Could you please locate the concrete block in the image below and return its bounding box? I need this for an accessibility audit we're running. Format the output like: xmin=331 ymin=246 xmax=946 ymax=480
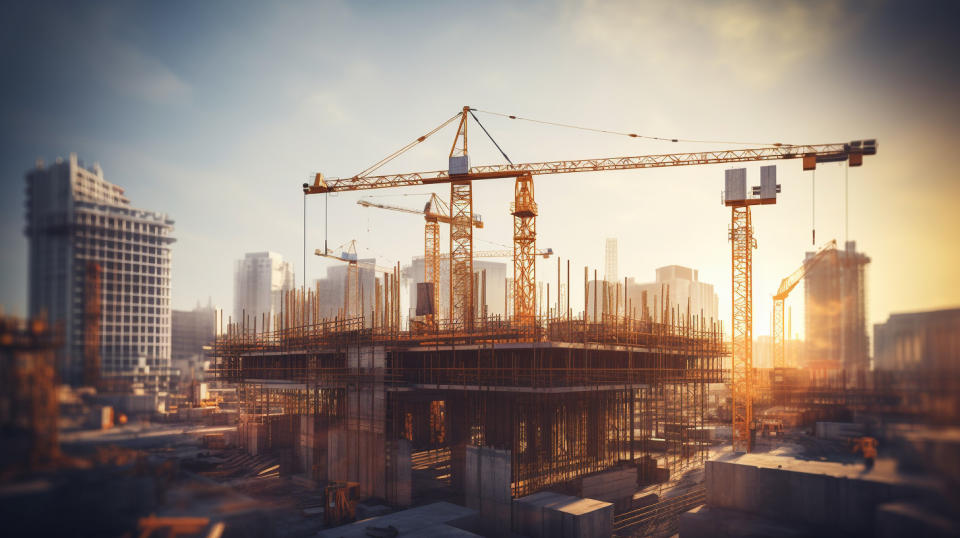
xmin=513 ymin=491 xmax=564 ymax=537
xmin=705 ymin=454 xmax=941 ymax=536
xmin=557 ymin=497 xmax=613 ymax=538
xmin=514 ymin=492 xmax=613 ymax=538
xmin=581 ymin=467 xmax=636 ymax=498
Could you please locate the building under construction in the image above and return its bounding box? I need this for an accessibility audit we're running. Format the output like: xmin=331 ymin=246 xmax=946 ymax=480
xmin=0 ymin=315 xmax=59 ymax=475
xmin=212 ymin=278 xmax=725 ymax=530
xmin=803 ymin=240 xmax=870 ymax=378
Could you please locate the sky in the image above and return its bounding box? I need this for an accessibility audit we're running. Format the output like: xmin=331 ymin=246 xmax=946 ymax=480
xmin=1 ymin=0 xmax=959 ymax=344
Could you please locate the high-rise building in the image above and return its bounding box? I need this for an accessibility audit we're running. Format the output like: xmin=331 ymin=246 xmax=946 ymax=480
xmin=25 ymin=154 xmax=175 ymax=386
xmin=803 ymin=241 xmax=870 ymax=373
xmin=233 ymin=252 xmax=295 ymax=329
xmin=604 ymin=238 xmax=618 ymax=283
xmin=171 ymin=301 xmax=217 ymax=390
xmin=612 ymin=265 xmax=719 ymax=323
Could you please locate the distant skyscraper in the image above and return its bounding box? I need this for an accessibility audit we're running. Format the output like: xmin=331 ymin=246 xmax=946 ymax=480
xmin=25 ymin=153 xmax=175 ymax=385
xmin=605 ymin=238 xmax=618 ymax=283
xmin=233 ymin=252 xmax=295 ymax=329
xmin=623 ymin=266 xmax=720 ymax=323
xmin=313 ymin=258 xmax=378 ymax=322
xmin=803 ymin=241 xmax=870 ymax=374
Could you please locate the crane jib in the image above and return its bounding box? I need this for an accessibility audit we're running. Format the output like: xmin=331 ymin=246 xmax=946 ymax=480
xmin=305 ymin=140 xmax=876 ymax=194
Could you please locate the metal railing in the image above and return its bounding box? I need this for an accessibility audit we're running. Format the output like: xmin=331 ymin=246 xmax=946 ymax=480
xmin=613 ymin=485 xmax=706 ymax=536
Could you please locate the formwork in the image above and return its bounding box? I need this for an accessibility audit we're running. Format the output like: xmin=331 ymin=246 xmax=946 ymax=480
xmin=211 ymin=285 xmax=725 ymax=512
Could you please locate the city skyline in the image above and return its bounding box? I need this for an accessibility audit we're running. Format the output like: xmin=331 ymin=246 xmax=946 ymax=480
xmin=1 ymin=4 xmax=958 ymax=534
xmin=2 ymin=1 xmax=959 ymax=341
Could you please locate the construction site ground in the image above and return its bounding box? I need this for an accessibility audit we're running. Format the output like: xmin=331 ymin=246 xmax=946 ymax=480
xmin=3 ymin=420 xmax=333 ymax=537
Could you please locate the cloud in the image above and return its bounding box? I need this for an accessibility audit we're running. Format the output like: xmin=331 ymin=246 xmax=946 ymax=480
xmin=98 ymin=41 xmax=191 ymax=104
xmin=565 ymin=0 xmax=861 ymax=88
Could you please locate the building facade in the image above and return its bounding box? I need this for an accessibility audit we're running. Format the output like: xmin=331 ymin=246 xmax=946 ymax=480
xmin=172 ymin=301 xmax=216 ymax=361
xmin=604 ymin=238 xmax=618 ymax=283
xmin=233 ymin=252 xmax=295 ymax=329
xmin=405 ymin=257 xmax=506 ymax=322
xmin=874 ymin=308 xmax=960 ymax=372
xmin=25 ymin=154 xmax=175 ymax=386
xmin=803 ymin=241 xmax=870 ymax=372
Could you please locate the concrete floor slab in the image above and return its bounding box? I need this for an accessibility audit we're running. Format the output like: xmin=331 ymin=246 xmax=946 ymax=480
xmin=316 ymin=502 xmax=479 ymax=538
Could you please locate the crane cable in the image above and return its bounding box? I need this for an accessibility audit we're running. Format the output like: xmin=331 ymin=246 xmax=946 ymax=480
xmin=844 ymin=161 xmax=849 ymax=245
xmin=811 ymin=170 xmax=816 ymax=245
xmin=355 ymin=112 xmax=463 ymax=179
xmin=472 ymin=108 xmax=788 ymax=147
xmin=468 ymin=109 xmax=513 ymax=165
xmin=355 ymin=106 xmax=787 ymax=181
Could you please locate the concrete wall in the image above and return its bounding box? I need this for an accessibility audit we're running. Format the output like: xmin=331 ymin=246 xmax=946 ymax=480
xmin=298 ymin=416 xmax=329 ymax=481
xmin=464 ymin=445 xmax=512 ymax=536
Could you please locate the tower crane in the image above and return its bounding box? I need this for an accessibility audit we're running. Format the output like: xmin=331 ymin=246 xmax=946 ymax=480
xmin=357 ymin=194 xmax=482 ymax=326
xmin=305 ymin=106 xmax=875 ymax=331
xmin=303 ymin=105 xmax=877 ymax=452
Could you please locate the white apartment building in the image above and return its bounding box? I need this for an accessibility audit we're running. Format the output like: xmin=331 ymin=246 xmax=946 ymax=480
xmin=233 ymin=252 xmax=295 ymax=329
xmin=26 ymin=153 xmax=176 ymax=386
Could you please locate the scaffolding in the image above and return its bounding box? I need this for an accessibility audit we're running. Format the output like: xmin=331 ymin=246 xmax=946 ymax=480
xmin=212 ymin=264 xmax=725 ymax=507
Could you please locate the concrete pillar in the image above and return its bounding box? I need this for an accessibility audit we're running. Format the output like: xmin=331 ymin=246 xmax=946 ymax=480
xmin=465 ymin=446 xmax=512 ymax=536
